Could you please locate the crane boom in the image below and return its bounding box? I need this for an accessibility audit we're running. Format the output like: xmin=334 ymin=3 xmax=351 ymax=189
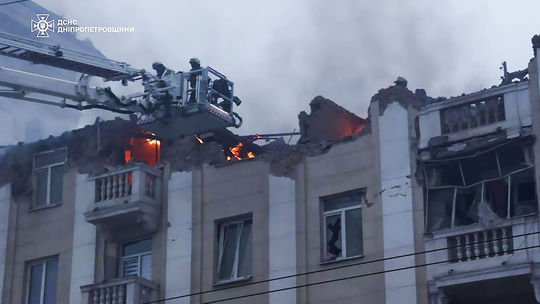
xmin=0 ymin=32 xmax=242 ymax=138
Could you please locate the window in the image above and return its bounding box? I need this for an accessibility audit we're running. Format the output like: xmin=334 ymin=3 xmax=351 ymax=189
xmin=424 ymin=142 xmax=537 ymax=232
xmin=33 ymin=149 xmax=66 ymax=208
xmin=216 ymin=217 xmax=252 ymax=283
xmin=120 ymin=238 xmax=152 ymax=280
xmin=26 ymin=257 xmax=58 ymax=304
xmin=322 ymin=191 xmax=364 ymax=262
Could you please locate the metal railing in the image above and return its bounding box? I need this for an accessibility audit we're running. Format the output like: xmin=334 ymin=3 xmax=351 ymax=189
xmin=80 ymin=277 xmax=158 ymax=304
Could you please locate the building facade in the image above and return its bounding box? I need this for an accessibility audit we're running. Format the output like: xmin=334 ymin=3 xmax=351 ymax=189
xmin=0 ymin=35 xmax=539 ymax=304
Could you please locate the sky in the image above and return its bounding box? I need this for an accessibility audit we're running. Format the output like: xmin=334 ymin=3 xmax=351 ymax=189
xmin=6 ymin=0 xmax=540 ymax=138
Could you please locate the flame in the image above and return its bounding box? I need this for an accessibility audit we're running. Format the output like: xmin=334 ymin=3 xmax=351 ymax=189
xmin=146 ymin=138 xmax=160 ymax=146
xmin=230 ymin=142 xmax=243 ymax=160
xmin=225 ymin=142 xmax=256 ymax=162
xmin=194 ymin=134 xmax=204 ymax=144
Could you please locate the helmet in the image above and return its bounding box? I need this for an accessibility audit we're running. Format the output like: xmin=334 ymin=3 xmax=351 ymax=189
xmin=152 ymin=61 xmax=163 ymax=69
xmin=189 ymin=57 xmax=200 ymax=65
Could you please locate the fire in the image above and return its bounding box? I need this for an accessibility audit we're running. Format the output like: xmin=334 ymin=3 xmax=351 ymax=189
xmin=194 ymin=134 xmax=204 ymax=144
xmin=226 ymin=142 xmax=256 ymax=162
xmin=146 ymin=138 xmax=160 ymax=146
xmin=230 ymin=142 xmax=243 ymax=160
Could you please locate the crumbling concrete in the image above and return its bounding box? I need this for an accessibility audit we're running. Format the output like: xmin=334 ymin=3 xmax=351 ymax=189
xmin=298 ymin=95 xmax=366 ymax=144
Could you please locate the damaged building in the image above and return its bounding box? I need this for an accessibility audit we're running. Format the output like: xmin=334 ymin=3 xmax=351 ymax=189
xmin=1 ymin=35 xmax=540 ymax=304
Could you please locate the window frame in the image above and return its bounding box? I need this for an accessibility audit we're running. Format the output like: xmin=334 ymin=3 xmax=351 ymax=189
xmin=215 ymin=217 xmax=253 ymax=284
xmin=321 ymin=191 xmax=364 ymax=263
xmin=25 ymin=256 xmax=58 ymax=304
xmin=424 ymin=143 xmax=537 ymax=232
xmin=32 ymin=148 xmax=67 ymax=209
xmin=119 ymin=238 xmax=152 ymax=280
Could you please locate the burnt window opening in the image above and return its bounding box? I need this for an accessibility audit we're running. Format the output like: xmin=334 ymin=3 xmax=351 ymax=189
xmin=321 ymin=191 xmax=364 ymax=262
xmin=440 ymin=95 xmax=505 ymax=135
xmin=124 ymin=137 xmax=161 ymax=166
xmin=424 ymin=143 xmax=537 ymax=232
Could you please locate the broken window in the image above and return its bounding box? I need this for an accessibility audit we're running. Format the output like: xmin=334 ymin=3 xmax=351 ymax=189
xmin=440 ymin=95 xmax=505 ymax=134
xmin=424 ymin=142 xmax=537 ymax=232
xmin=33 ymin=148 xmax=66 ymax=208
xmin=322 ymin=191 xmax=363 ymax=262
xmin=120 ymin=238 xmax=152 ymax=279
xmin=124 ymin=137 xmax=161 ymax=166
xmin=26 ymin=256 xmax=58 ymax=304
xmin=216 ymin=218 xmax=252 ymax=282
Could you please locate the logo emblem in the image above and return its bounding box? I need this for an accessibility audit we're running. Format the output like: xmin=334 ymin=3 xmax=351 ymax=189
xmin=31 ymin=14 xmax=55 ymax=38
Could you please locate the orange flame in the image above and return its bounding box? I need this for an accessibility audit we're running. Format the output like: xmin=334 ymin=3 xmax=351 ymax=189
xmin=226 ymin=142 xmax=256 ymax=162
xmin=194 ymin=134 xmax=204 ymax=144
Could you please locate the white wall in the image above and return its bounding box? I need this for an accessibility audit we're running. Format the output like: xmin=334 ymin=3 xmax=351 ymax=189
xmin=418 ymin=110 xmax=441 ymax=149
xmin=165 ymin=171 xmax=193 ymax=303
xmin=378 ymin=102 xmax=417 ymax=304
xmin=0 ymin=184 xmax=10 ymax=303
xmin=69 ymin=174 xmax=97 ymax=304
xmin=268 ymin=175 xmax=296 ymax=304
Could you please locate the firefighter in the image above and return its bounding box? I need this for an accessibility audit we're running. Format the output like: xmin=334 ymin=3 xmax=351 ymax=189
xmin=151 ymin=61 xmax=173 ymax=79
xmin=188 ymin=57 xmax=201 ymax=102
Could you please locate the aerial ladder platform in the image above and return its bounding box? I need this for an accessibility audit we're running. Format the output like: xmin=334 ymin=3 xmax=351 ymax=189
xmin=0 ymin=31 xmax=242 ymax=139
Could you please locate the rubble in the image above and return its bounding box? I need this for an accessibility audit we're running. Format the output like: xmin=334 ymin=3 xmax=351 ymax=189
xmin=298 ymin=96 xmax=366 ymax=144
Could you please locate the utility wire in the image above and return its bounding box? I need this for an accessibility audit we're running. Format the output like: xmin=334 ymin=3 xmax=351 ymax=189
xmin=198 ymin=243 xmax=540 ymax=304
xmin=0 ymin=0 xmax=30 ymax=6
xmin=145 ymin=229 xmax=540 ymax=303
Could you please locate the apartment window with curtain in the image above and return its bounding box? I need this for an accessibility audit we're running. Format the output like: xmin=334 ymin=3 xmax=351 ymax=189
xmin=33 ymin=148 xmax=67 ymax=209
xmin=322 ymin=191 xmax=364 ymax=262
xmin=216 ymin=217 xmax=253 ymax=283
xmin=26 ymin=256 xmax=58 ymax=304
xmin=120 ymin=238 xmax=152 ymax=280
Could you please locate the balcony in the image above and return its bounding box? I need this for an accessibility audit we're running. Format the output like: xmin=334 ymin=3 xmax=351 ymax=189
xmin=417 ymin=82 xmax=531 ymax=149
xmin=84 ymin=163 xmax=162 ymax=238
xmin=80 ymin=277 xmax=158 ymax=304
xmin=425 ymin=215 xmax=540 ymax=287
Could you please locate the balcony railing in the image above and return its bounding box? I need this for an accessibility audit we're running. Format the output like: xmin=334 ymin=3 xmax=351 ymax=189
xmin=85 ymin=163 xmax=163 ymax=236
xmin=440 ymin=95 xmax=505 ymax=135
xmin=94 ymin=163 xmax=160 ymax=204
xmin=425 ymin=215 xmax=540 ymax=283
xmin=80 ymin=277 xmax=158 ymax=304
xmin=447 ymin=226 xmax=513 ymax=262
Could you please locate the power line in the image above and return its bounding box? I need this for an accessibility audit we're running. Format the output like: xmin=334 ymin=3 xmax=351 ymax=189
xmin=0 ymin=0 xmax=31 ymax=6
xmin=198 ymin=243 xmax=540 ymax=304
xmin=145 ymin=229 xmax=540 ymax=303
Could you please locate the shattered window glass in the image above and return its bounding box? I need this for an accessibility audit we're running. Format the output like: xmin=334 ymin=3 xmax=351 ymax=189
xmin=426 ymin=189 xmax=454 ymax=231
xmin=454 ymin=186 xmax=480 ymax=227
xmin=216 ymin=218 xmax=252 ymax=282
xmin=33 ymin=148 xmax=66 ymax=208
xmin=510 ymin=168 xmax=537 ymax=216
xmin=498 ymin=145 xmax=529 ymax=175
xmin=425 ymin=162 xmax=463 ymax=187
xmin=322 ymin=191 xmax=363 ymax=261
xmin=325 ymin=214 xmax=342 ymax=259
xmin=424 ymin=142 xmax=537 ymax=232
xmin=460 ymin=151 xmax=499 ymax=185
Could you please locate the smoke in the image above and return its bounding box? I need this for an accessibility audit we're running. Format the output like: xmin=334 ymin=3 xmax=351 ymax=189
xmin=8 ymin=0 xmax=540 ymax=141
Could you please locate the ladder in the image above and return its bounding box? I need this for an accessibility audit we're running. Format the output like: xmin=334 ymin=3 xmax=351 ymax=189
xmin=0 ymin=31 xmax=143 ymax=81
